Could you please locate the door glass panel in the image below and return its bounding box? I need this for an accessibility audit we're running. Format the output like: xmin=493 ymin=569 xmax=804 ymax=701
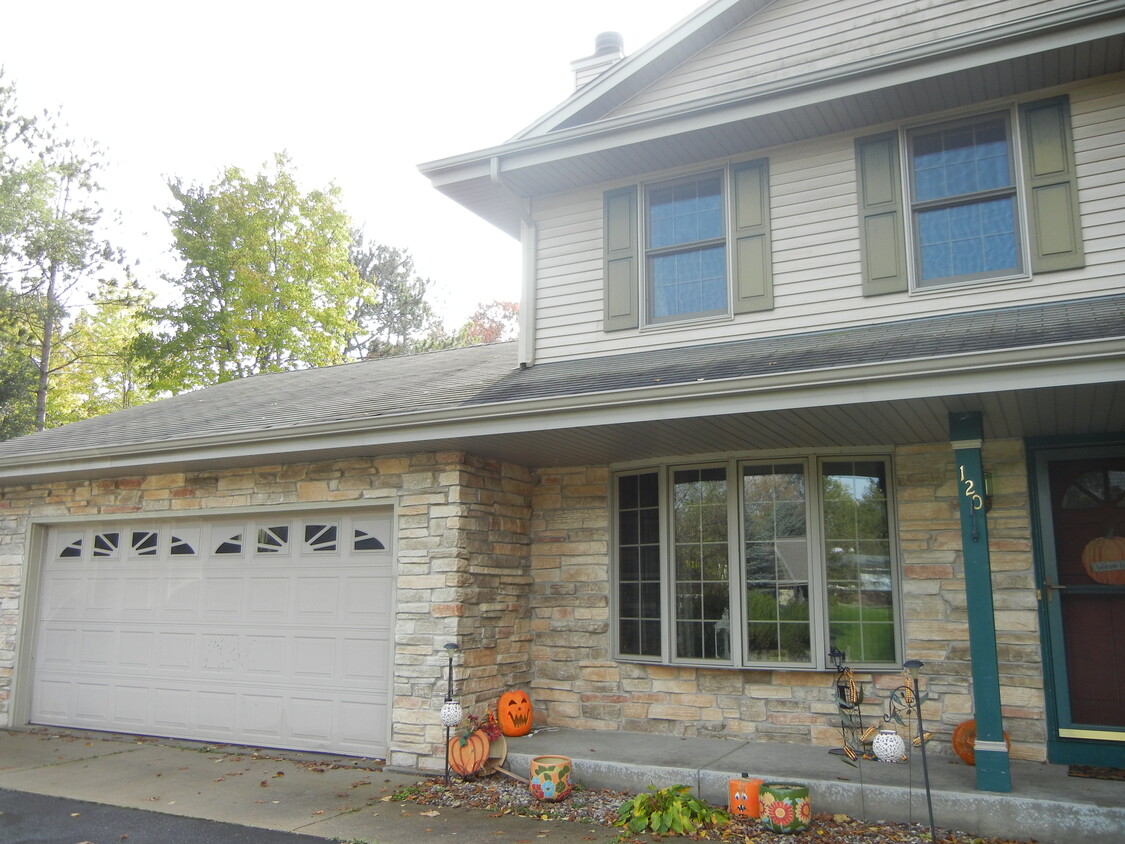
xmin=743 ymin=463 xmax=810 ymax=663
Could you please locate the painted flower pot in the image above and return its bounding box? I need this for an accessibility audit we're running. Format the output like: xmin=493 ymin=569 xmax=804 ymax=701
xmin=529 ymin=754 xmax=573 ymax=802
xmin=759 ymin=782 xmax=811 ymax=834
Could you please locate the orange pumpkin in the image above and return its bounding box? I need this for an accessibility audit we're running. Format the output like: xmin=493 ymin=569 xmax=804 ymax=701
xmin=952 ymin=719 xmax=1010 ymax=766
xmin=498 ymin=689 xmax=533 ymax=736
xmin=1081 ymin=533 xmax=1125 ymax=585
xmin=448 ymin=729 xmax=490 ymax=776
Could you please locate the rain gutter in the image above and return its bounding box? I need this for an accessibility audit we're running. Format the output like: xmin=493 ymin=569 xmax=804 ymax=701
xmin=2 ymin=337 xmax=1121 ymax=483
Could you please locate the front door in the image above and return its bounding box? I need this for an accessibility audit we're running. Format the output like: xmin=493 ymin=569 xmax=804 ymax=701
xmin=1034 ymin=445 xmax=1125 ymax=764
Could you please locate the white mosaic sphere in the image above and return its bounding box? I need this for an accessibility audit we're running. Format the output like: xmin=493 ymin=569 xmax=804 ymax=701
xmin=872 ymin=729 xmax=906 ymax=762
xmin=440 ymin=701 xmax=463 ymax=727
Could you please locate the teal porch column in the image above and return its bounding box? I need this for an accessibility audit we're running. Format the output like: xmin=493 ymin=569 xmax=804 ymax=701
xmin=949 ymin=412 xmax=1012 ymax=792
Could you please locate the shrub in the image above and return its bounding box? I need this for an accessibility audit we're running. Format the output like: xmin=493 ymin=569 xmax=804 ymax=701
xmin=615 ymin=784 xmax=729 ymax=836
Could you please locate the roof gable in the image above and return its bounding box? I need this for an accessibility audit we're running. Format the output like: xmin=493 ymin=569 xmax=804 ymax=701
xmin=419 ymin=0 xmax=1125 ymax=236
xmin=514 ymin=0 xmax=769 ymax=139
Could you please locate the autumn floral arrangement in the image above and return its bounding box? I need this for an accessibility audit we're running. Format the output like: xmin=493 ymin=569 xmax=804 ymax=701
xmin=457 ymin=709 xmax=502 ymax=744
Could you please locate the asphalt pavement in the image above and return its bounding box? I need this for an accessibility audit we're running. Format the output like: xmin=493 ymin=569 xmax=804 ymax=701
xmin=0 ymin=788 xmax=330 ymax=844
xmin=0 ymin=729 xmax=627 ymax=844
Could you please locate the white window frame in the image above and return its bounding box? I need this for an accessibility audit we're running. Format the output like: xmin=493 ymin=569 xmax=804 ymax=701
xmin=641 ymin=169 xmax=732 ymax=326
xmin=903 ymin=106 xmax=1030 ymax=291
xmin=611 ymin=453 xmax=904 ymax=672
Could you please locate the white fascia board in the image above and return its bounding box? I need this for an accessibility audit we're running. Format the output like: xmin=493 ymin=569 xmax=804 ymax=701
xmin=3 ymin=339 xmax=1121 ymax=483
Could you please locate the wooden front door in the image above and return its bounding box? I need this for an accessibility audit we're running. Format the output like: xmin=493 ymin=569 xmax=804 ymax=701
xmin=1035 ymin=446 xmax=1125 ymax=763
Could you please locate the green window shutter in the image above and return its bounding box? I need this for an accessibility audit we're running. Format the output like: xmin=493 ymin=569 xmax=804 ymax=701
xmin=731 ymin=158 xmax=773 ymax=313
xmin=1020 ymin=96 xmax=1085 ymax=273
xmin=603 ymin=186 xmax=639 ymax=331
xmin=855 ymin=132 xmax=908 ymax=296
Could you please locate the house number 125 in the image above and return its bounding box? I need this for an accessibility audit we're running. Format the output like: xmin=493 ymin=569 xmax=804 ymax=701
xmin=958 ymin=465 xmax=984 ymax=511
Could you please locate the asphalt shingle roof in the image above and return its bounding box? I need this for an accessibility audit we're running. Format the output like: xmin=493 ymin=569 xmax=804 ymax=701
xmin=0 ymin=295 xmax=1121 ymax=462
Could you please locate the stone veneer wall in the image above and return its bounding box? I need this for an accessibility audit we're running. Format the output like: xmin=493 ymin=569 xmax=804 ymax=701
xmin=526 ymin=440 xmax=1047 ymax=762
xmin=0 ymin=452 xmax=533 ymax=773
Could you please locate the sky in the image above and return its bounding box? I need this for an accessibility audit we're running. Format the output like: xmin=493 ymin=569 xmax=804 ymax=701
xmin=0 ymin=0 xmax=701 ymax=324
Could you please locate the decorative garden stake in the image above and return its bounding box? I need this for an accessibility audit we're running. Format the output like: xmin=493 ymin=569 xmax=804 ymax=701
xmin=904 ymin=659 xmax=937 ymax=844
xmin=441 ymin=642 xmax=461 ymax=784
xmin=828 ymin=646 xmax=867 ymax=763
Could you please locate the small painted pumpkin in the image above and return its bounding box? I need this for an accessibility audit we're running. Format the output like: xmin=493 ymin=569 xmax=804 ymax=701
xmin=498 ymin=689 xmax=533 ymax=736
xmin=1080 ymin=533 xmax=1125 ymax=585
xmin=448 ymin=729 xmax=490 ymax=776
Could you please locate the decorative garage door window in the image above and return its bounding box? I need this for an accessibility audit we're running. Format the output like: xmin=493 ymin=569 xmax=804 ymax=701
xmin=54 ymin=517 xmax=390 ymax=562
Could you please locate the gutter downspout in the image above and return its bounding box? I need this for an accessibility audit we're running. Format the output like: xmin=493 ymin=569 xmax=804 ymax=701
xmin=490 ymin=156 xmax=537 ymax=368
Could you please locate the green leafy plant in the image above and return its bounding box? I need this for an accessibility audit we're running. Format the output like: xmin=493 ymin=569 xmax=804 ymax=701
xmin=614 ymin=784 xmax=729 ymax=836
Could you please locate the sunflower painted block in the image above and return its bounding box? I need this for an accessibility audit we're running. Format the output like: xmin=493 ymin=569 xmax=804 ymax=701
xmin=759 ymin=782 xmax=811 ymax=833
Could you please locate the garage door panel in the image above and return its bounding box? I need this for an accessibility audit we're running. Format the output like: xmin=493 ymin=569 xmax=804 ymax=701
xmin=74 ymin=682 xmax=111 ymax=720
xmin=33 ymin=514 xmax=393 ymax=757
xmin=203 ymin=578 xmax=243 ymax=616
xmin=79 ymin=629 xmax=115 ymax=666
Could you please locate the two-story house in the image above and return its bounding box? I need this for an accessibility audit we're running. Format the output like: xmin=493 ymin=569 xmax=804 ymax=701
xmin=0 ymin=0 xmax=1122 ymax=780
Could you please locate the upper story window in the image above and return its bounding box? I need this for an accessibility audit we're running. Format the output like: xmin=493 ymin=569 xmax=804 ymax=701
xmin=907 ymin=113 xmax=1021 ymax=286
xmin=646 ymin=174 xmax=727 ymax=322
xmin=855 ymin=96 xmax=1084 ymax=298
xmin=603 ymin=159 xmax=773 ymax=332
xmin=615 ymin=454 xmax=901 ymax=670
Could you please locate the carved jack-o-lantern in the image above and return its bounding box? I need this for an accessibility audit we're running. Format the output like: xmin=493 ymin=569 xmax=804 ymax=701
xmin=497 ymin=689 xmax=533 ymax=736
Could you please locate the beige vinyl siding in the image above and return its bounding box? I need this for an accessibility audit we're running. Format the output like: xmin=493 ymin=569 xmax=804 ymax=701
xmin=613 ymin=0 xmax=1079 ymax=119
xmin=534 ymin=192 xmax=607 ymax=352
xmin=530 ymin=77 xmax=1125 ymax=364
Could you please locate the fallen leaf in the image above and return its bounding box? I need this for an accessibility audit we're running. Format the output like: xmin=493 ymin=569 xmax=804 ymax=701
xmin=260 ymin=781 xmax=269 ymax=788
xmin=420 ymin=810 xmax=441 ymax=817
xmin=273 ymin=771 xmax=285 ymax=778
xmin=70 ymin=813 xmax=80 ymax=818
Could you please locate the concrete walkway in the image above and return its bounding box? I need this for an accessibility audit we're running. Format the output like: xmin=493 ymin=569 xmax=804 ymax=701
xmin=1 ymin=727 xmax=1122 ymax=843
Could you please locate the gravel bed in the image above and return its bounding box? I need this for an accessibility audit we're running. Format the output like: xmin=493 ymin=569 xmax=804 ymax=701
xmin=395 ymin=774 xmax=1037 ymax=843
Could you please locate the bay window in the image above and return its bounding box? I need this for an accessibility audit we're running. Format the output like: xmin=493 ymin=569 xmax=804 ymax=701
xmin=614 ymin=456 xmax=901 ymax=670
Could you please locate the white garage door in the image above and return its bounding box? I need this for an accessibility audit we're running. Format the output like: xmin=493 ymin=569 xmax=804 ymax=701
xmin=31 ymin=511 xmax=393 ymax=757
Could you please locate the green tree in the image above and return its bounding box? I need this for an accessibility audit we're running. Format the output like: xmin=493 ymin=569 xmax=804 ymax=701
xmin=137 ymin=153 xmax=360 ymax=392
xmin=345 ymin=231 xmax=440 ymax=359
xmin=0 ymin=285 xmax=37 ymax=439
xmin=0 ymin=72 xmax=119 ymax=434
xmin=48 ymin=275 xmax=155 ymax=425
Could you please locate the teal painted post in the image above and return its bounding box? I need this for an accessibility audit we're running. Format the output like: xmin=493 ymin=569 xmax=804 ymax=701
xmin=949 ymin=412 xmax=1012 ymax=792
